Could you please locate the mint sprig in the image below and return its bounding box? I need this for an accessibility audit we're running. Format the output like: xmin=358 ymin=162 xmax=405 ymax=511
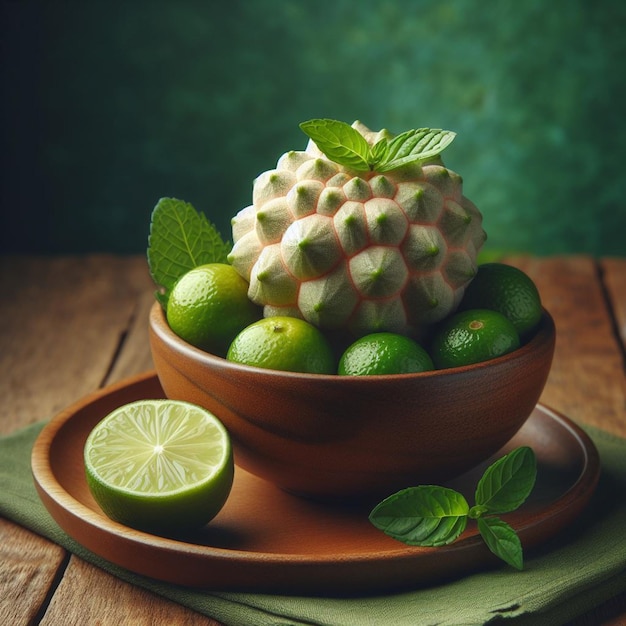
xmin=147 ymin=197 xmax=231 ymax=306
xmin=299 ymin=118 xmax=456 ymax=173
xmin=369 ymin=447 xmax=537 ymax=570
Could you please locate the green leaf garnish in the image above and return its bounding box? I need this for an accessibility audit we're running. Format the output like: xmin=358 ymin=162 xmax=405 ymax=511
xmin=477 ymin=517 xmax=524 ymax=570
xmin=147 ymin=197 xmax=231 ymax=303
xmin=369 ymin=486 xmax=469 ymax=547
xmin=299 ymin=119 xmax=456 ymax=172
xmin=369 ymin=138 xmax=390 ymax=165
xmin=375 ymin=128 xmax=456 ymax=172
xmin=299 ymin=119 xmax=371 ymax=171
xmin=370 ymin=447 xmax=537 ymax=570
xmin=475 ymin=446 xmax=537 ymax=514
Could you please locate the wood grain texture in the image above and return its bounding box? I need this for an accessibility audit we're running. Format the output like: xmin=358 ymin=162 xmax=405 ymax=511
xmin=40 ymin=557 xmax=218 ymax=626
xmin=504 ymin=255 xmax=626 ymax=437
xmin=0 ymin=255 xmax=152 ymax=434
xmin=0 ymin=519 xmax=66 ymax=625
xmin=602 ymin=257 xmax=626 ymax=348
xmin=1 ymin=254 xmax=624 ymax=624
xmin=106 ymin=288 xmax=157 ymax=384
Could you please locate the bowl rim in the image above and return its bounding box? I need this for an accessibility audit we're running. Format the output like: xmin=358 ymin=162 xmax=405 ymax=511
xmin=149 ymin=301 xmax=556 ymax=383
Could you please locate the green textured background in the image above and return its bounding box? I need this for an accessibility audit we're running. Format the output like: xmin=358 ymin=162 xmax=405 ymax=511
xmin=2 ymin=0 xmax=625 ymax=256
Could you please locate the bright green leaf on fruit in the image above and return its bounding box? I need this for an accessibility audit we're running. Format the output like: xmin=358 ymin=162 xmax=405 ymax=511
xmin=369 ymin=485 xmax=469 ymax=547
xmin=475 ymin=446 xmax=537 ymax=515
xmin=477 ymin=516 xmax=524 ymax=570
xmin=370 ymin=138 xmax=390 ymax=164
xmin=147 ymin=198 xmax=231 ymax=296
xmin=299 ymin=119 xmax=457 ymax=174
xmin=300 ymin=119 xmax=372 ymax=171
xmin=376 ymin=128 xmax=456 ymax=172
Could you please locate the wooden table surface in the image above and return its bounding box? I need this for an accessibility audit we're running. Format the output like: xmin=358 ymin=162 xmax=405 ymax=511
xmin=1 ymin=254 xmax=625 ymax=625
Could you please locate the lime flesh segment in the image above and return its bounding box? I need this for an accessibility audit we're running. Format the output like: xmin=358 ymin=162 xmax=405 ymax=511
xmin=84 ymin=400 xmax=234 ymax=533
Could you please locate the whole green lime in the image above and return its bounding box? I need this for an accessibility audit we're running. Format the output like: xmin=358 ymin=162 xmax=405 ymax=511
xmin=338 ymin=332 xmax=434 ymax=376
xmin=166 ymin=263 xmax=261 ymax=356
xmin=459 ymin=263 xmax=542 ymax=336
xmin=226 ymin=316 xmax=335 ymax=374
xmin=430 ymin=309 xmax=520 ymax=369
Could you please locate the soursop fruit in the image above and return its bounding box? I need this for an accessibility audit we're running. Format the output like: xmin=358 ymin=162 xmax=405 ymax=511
xmin=228 ymin=119 xmax=486 ymax=337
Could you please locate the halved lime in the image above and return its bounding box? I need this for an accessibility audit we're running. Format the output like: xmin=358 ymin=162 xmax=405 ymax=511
xmin=84 ymin=399 xmax=234 ymax=533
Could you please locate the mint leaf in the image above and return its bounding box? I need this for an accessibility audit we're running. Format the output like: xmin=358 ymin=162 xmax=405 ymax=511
xmin=147 ymin=198 xmax=231 ymax=298
xmin=376 ymin=128 xmax=456 ymax=172
xmin=369 ymin=486 xmax=469 ymax=547
xmin=475 ymin=446 xmax=537 ymax=514
xmin=300 ymin=119 xmax=371 ymax=171
xmin=478 ymin=517 xmax=524 ymax=570
xmin=370 ymin=138 xmax=390 ymax=165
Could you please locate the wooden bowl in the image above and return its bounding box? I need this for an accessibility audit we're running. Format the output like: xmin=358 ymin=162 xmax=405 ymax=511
xmin=149 ymin=303 xmax=555 ymax=501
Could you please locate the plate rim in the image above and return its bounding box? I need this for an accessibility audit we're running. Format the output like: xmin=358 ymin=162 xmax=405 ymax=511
xmin=31 ymin=370 xmax=601 ymax=591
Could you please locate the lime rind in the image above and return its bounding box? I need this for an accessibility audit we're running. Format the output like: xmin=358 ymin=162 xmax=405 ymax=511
xmin=339 ymin=332 xmax=434 ymax=376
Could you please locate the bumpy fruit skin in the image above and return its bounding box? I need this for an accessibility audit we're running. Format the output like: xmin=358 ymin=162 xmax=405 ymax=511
xmin=228 ymin=122 xmax=487 ymax=336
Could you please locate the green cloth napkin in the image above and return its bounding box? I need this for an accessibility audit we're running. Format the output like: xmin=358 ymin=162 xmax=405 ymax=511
xmin=1 ymin=422 xmax=625 ymax=626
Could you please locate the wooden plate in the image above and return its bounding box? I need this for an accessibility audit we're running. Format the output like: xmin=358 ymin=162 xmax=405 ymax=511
xmin=32 ymin=371 xmax=600 ymax=594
